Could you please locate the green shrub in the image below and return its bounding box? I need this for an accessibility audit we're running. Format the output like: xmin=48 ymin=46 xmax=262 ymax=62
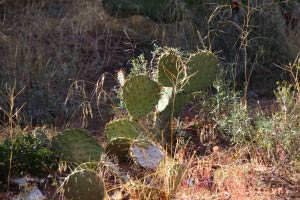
xmin=210 ymin=76 xmax=253 ymax=145
xmin=255 ymin=82 xmax=300 ymax=162
xmin=0 ymin=133 xmax=57 ymax=182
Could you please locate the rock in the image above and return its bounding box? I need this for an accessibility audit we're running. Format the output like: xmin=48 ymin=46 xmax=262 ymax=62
xmin=24 ymin=186 xmax=46 ymax=200
xmin=10 ymin=186 xmax=45 ymax=200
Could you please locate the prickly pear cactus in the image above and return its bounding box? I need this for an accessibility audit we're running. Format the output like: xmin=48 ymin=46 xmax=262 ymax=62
xmin=158 ymin=52 xmax=185 ymax=87
xmin=62 ymin=169 xmax=105 ymax=200
xmin=104 ymin=119 xmax=143 ymax=142
xmin=106 ymin=137 xmax=132 ymax=162
xmin=184 ymin=51 xmax=219 ymax=93
xmin=122 ymin=75 xmax=161 ymax=118
xmin=130 ymin=140 xmax=163 ymax=169
xmin=51 ymin=129 xmax=103 ymax=163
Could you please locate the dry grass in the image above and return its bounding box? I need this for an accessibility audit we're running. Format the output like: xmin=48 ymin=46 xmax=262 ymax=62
xmin=0 ymin=0 xmax=202 ymax=127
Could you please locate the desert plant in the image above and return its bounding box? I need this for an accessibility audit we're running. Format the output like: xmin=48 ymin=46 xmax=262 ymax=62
xmin=158 ymin=51 xmax=185 ymax=88
xmin=104 ymin=119 xmax=145 ymax=162
xmin=0 ymin=133 xmax=57 ymax=181
xmin=105 ymin=119 xmax=144 ymax=141
xmin=184 ymin=51 xmax=219 ymax=93
xmin=104 ymin=48 xmax=219 ymax=169
xmin=217 ymin=99 xmax=253 ymax=144
xmin=62 ymin=169 xmax=105 ymax=200
xmin=51 ymin=129 xmax=103 ymax=164
xmin=122 ymin=75 xmax=162 ymax=118
xmin=255 ymin=81 xmax=300 ymax=162
xmin=158 ymin=50 xmax=220 ymax=117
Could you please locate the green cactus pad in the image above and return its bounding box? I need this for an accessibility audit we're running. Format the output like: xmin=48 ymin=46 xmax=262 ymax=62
xmin=122 ymin=75 xmax=161 ymax=118
xmin=104 ymin=119 xmax=143 ymax=142
xmin=51 ymin=129 xmax=103 ymax=163
xmin=184 ymin=51 xmax=219 ymax=93
xmin=130 ymin=140 xmax=163 ymax=169
xmin=62 ymin=169 xmax=105 ymax=200
xmin=106 ymin=137 xmax=132 ymax=163
xmin=158 ymin=52 xmax=185 ymax=87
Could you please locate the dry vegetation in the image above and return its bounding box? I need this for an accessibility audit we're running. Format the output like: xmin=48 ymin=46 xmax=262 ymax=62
xmin=1 ymin=0 xmax=300 ymax=199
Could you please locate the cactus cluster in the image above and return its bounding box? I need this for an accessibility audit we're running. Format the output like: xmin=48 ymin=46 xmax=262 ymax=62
xmin=104 ymin=75 xmax=164 ymax=167
xmin=104 ymin=49 xmax=219 ymax=168
xmin=56 ymin=49 xmax=220 ymax=199
xmin=62 ymin=169 xmax=105 ymax=200
xmin=51 ymin=129 xmax=103 ymax=164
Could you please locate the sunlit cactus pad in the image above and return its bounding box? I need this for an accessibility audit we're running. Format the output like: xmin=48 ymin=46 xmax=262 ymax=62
xmin=130 ymin=140 xmax=163 ymax=169
xmin=185 ymin=51 xmax=219 ymax=93
xmin=51 ymin=129 xmax=103 ymax=163
xmin=106 ymin=137 xmax=132 ymax=162
xmin=62 ymin=169 xmax=105 ymax=200
xmin=122 ymin=75 xmax=161 ymax=118
xmin=104 ymin=119 xmax=143 ymax=142
xmin=158 ymin=52 xmax=185 ymax=87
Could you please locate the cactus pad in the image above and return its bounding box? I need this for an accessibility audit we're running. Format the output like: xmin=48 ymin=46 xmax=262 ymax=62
xmin=62 ymin=169 xmax=105 ymax=200
xmin=158 ymin=52 xmax=185 ymax=87
xmin=130 ymin=140 xmax=163 ymax=169
xmin=106 ymin=137 xmax=132 ymax=162
xmin=184 ymin=51 xmax=219 ymax=93
xmin=104 ymin=119 xmax=143 ymax=142
xmin=122 ymin=75 xmax=161 ymax=118
xmin=51 ymin=129 xmax=103 ymax=163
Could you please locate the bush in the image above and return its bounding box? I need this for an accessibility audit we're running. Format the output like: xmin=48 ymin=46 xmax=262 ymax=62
xmin=255 ymin=82 xmax=300 ymax=162
xmin=0 ymin=133 xmax=57 ymax=183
